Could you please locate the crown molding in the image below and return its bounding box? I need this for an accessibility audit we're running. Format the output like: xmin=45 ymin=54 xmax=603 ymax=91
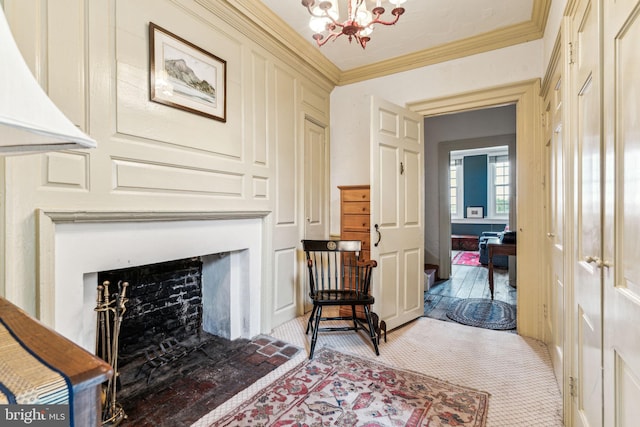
xmin=218 ymin=0 xmax=340 ymax=87
xmin=338 ymin=0 xmax=551 ymax=85
xmin=216 ymin=0 xmax=550 ymax=88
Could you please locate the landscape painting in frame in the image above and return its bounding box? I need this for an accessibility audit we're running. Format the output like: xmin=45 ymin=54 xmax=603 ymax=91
xmin=149 ymin=23 xmax=226 ymax=122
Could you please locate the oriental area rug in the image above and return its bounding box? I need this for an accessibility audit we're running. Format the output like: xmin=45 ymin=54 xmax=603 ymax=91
xmin=208 ymin=347 xmax=489 ymax=427
xmin=451 ymin=251 xmax=481 ymax=266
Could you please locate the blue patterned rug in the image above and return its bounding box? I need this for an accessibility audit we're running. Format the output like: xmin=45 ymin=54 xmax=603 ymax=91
xmin=446 ymin=298 xmax=516 ymax=330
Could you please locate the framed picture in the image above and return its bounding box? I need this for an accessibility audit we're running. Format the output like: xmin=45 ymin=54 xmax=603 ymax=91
xmin=466 ymin=206 xmax=484 ymax=218
xmin=149 ymin=23 xmax=226 ymax=122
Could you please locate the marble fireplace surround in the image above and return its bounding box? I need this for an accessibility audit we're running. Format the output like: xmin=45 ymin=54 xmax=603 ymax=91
xmin=37 ymin=210 xmax=269 ymax=352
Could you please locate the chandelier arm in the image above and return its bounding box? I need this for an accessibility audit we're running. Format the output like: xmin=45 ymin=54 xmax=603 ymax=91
xmin=302 ymin=1 xmax=337 ymax=20
xmin=302 ymin=4 xmax=321 ymax=17
xmin=315 ymin=32 xmax=340 ymax=47
xmin=326 ymin=15 xmax=345 ymax=29
xmin=370 ymin=8 xmax=405 ymax=27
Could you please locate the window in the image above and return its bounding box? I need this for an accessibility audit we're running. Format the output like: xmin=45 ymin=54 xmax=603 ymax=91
xmin=489 ymin=155 xmax=509 ymax=217
xmin=450 ymin=159 xmax=463 ymax=218
xmin=449 ymin=147 xmax=509 ymax=221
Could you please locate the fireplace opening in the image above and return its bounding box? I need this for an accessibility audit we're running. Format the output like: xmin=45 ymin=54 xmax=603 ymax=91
xmin=99 ymin=257 xmax=205 ymax=361
xmin=97 ymin=256 xmax=220 ymax=400
xmin=93 ymin=254 xmax=301 ymax=425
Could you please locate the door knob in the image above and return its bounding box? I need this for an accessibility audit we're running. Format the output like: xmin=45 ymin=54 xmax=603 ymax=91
xmin=547 ymin=232 xmax=555 ymax=237
xmin=374 ymin=224 xmax=381 ymax=247
xmin=584 ymin=256 xmax=612 ymax=269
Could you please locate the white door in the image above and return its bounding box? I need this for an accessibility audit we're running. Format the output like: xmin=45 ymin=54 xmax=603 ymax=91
xmin=304 ymin=119 xmax=328 ymax=241
xmin=302 ymin=118 xmax=328 ymax=313
xmin=602 ymin=0 xmax=640 ymax=424
xmin=545 ymin=68 xmax=566 ymax=401
xmin=570 ymin=0 xmax=603 ymax=425
xmin=370 ymin=96 xmax=424 ymax=331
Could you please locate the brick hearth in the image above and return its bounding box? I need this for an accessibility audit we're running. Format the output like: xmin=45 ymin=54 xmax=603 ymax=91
xmin=120 ymin=334 xmax=300 ymax=426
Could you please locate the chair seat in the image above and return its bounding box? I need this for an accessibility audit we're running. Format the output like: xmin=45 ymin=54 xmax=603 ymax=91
xmin=311 ymin=290 xmax=375 ymax=305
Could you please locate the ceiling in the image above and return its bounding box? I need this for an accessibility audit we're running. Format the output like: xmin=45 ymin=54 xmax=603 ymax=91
xmin=257 ymin=0 xmax=549 ymax=85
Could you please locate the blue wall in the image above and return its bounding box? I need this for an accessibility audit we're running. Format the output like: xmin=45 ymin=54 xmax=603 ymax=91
xmin=463 ymin=155 xmax=487 ymax=217
xmin=452 ymin=153 xmax=506 ymax=237
xmin=451 ymin=223 xmax=507 ymax=236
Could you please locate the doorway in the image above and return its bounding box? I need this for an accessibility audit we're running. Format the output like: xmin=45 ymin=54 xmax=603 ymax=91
xmin=427 ymin=105 xmax=517 ymax=286
xmin=408 ymin=79 xmax=546 ymax=339
xmin=425 ymin=127 xmax=517 ymax=329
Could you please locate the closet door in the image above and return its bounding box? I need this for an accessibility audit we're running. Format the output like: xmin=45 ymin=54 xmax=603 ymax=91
xmin=602 ymin=0 xmax=640 ymax=424
xmin=544 ymin=62 xmax=566 ymax=404
xmin=570 ymin=0 xmax=603 ymax=425
xmin=302 ymin=118 xmax=328 ymax=314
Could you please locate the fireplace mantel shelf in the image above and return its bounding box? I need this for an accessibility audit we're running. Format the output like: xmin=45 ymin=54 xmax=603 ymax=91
xmin=39 ymin=210 xmax=271 ymax=223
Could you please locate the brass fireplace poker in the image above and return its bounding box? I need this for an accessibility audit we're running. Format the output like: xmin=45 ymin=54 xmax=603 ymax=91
xmin=95 ymin=280 xmax=129 ymax=426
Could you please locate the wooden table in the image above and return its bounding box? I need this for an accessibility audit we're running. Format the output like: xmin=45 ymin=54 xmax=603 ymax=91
xmin=0 ymin=297 xmax=112 ymax=426
xmin=488 ymin=242 xmax=517 ymax=299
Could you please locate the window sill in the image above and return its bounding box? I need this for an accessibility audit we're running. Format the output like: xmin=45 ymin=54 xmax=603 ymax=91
xmin=451 ymin=218 xmax=508 ymax=224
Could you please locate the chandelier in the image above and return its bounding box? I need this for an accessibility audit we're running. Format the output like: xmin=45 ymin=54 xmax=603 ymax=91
xmin=301 ymin=0 xmax=407 ymax=49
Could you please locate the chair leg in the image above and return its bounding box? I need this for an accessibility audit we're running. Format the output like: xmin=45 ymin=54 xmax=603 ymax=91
xmin=351 ymin=305 xmax=358 ymax=330
xmin=309 ymin=306 xmax=323 ymax=359
xmin=306 ymin=305 xmax=318 ymax=335
xmin=363 ymin=305 xmax=380 ymax=356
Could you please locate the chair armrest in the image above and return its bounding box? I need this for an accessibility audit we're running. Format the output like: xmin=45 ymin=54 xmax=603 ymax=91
xmin=357 ymin=259 xmax=378 ymax=268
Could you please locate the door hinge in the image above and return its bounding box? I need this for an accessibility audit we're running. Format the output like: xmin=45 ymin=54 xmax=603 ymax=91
xmin=568 ymin=42 xmax=575 ymax=65
xmin=543 ymin=303 xmax=548 ymax=319
xmin=569 ymin=376 xmax=578 ymax=398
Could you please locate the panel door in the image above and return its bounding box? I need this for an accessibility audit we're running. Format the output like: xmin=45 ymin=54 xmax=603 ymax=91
xmin=545 ymin=69 xmax=566 ymax=402
xmin=602 ymin=0 xmax=640 ymax=425
xmin=370 ymin=96 xmax=424 ymax=331
xmin=570 ymin=0 xmax=603 ymax=425
xmin=302 ymin=118 xmax=328 ymax=313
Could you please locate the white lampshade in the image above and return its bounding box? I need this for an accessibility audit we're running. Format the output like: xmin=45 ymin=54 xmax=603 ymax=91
xmin=0 ymin=7 xmax=96 ymax=154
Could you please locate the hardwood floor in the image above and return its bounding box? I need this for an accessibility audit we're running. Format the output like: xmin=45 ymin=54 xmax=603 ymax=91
xmin=424 ymin=253 xmax=516 ymax=328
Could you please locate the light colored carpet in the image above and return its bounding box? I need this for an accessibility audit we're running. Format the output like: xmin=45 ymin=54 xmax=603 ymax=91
xmin=194 ymin=316 xmax=563 ymax=427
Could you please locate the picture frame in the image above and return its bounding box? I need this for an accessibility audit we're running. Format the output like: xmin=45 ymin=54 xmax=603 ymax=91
xmin=149 ymin=22 xmax=226 ymax=122
xmin=466 ymin=206 xmax=484 ymax=218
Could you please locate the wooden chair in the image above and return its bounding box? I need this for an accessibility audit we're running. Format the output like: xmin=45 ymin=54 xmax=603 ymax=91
xmin=301 ymin=239 xmax=380 ymax=359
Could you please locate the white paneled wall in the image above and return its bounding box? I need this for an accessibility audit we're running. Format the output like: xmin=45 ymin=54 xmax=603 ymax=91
xmin=1 ymin=0 xmax=331 ymax=338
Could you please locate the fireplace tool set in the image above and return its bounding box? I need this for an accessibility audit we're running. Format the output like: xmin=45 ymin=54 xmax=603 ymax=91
xmin=95 ymin=280 xmax=129 ymax=426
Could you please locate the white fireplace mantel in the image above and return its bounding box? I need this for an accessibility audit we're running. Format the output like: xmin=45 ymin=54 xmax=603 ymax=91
xmin=37 ymin=210 xmax=270 ymax=350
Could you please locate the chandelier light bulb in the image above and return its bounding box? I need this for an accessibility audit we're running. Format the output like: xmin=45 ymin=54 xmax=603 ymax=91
xmin=355 ymin=7 xmax=373 ymax=26
xmin=309 ymin=15 xmax=330 ymax=33
xmin=359 ymin=25 xmax=374 ymax=37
